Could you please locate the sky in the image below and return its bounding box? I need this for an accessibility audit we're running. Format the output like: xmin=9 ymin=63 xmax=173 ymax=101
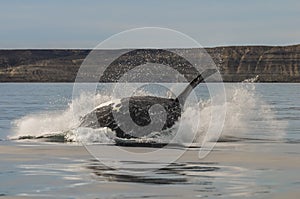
xmin=0 ymin=0 xmax=299 ymax=48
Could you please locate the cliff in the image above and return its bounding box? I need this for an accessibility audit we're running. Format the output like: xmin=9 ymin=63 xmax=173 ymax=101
xmin=0 ymin=45 xmax=299 ymax=82
xmin=206 ymin=45 xmax=300 ymax=82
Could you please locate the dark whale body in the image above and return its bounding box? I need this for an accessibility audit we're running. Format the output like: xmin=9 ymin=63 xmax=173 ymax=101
xmin=80 ymin=96 xmax=181 ymax=138
xmin=79 ymin=69 xmax=217 ymax=139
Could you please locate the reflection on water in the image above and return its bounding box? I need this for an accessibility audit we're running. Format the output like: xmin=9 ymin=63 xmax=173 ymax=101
xmin=1 ymin=142 xmax=299 ymax=198
xmin=87 ymin=159 xmax=219 ymax=184
xmin=85 ymin=158 xmax=272 ymax=198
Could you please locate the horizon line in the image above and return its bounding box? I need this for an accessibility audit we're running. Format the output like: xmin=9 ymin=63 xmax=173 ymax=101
xmin=0 ymin=43 xmax=299 ymax=50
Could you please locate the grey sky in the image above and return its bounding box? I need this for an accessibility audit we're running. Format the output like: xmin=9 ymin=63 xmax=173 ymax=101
xmin=0 ymin=0 xmax=299 ymax=48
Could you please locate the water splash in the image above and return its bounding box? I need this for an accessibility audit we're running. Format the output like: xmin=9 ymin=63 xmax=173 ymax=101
xmin=10 ymin=93 xmax=111 ymax=140
xmin=242 ymin=75 xmax=259 ymax=83
xmin=10 ymin=83 xmax=287 ymax=144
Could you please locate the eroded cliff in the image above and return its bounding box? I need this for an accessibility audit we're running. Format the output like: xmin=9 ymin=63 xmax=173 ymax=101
xmin=0 ymin=45 xmax=299 ymax=82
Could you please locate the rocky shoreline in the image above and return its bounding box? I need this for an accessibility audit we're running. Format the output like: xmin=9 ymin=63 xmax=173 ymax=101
xmin=0 ymin=45 xmax=299 ymax=82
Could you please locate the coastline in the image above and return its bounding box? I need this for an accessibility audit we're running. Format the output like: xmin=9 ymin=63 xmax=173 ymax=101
xmin=0 ymin=44 xmax=299 ymax=83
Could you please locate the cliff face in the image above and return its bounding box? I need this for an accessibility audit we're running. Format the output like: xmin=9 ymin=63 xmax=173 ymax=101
xmin=0 ymin=50 xmax=89 ymax=82
xmin=206 ymin=45 xmax=300 ymax=82
xmin=0 ymin=45 xmax=299 ymax=82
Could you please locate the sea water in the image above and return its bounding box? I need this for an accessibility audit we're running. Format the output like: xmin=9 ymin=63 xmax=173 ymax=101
xmin=0 ymin=83 xmax=299 ymax=198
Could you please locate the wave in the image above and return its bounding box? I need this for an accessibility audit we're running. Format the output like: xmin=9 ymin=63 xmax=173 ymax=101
xmin=10 ymin=83 xmax=287 ymax=146
xmin=242 ymin=75 xmax=259 ymax=83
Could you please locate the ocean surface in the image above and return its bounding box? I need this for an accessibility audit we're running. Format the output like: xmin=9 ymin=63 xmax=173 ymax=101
xmin=0 ymin=83 xmax=299 ymax=198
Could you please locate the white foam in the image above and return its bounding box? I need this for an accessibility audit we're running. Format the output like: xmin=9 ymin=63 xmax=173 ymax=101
xmin=10 ymin=92 xmax=111 ymax=140
xmin=94 ymin=99 xmax=121 ymax=110
xmin=66 ymin=127 xmax=116 ymax=143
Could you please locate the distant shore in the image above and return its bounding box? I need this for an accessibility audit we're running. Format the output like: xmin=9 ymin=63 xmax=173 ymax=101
xmin=0 ymin=44 xmax=299 ymax=82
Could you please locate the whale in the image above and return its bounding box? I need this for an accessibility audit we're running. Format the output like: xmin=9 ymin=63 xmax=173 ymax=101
xmin=79 ymin=69 xmax=217 ymax=139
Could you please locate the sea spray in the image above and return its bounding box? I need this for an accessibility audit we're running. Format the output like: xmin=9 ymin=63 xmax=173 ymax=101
xmin=138 ymin=82 xmax=287 ymax=144
xmin=10 ymin=92 xmax=111 ymax=140
xmin=11 ymin=83 xmax=287 ymax=143
xmin=219 ymin=83 xmax=287 ymax=141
